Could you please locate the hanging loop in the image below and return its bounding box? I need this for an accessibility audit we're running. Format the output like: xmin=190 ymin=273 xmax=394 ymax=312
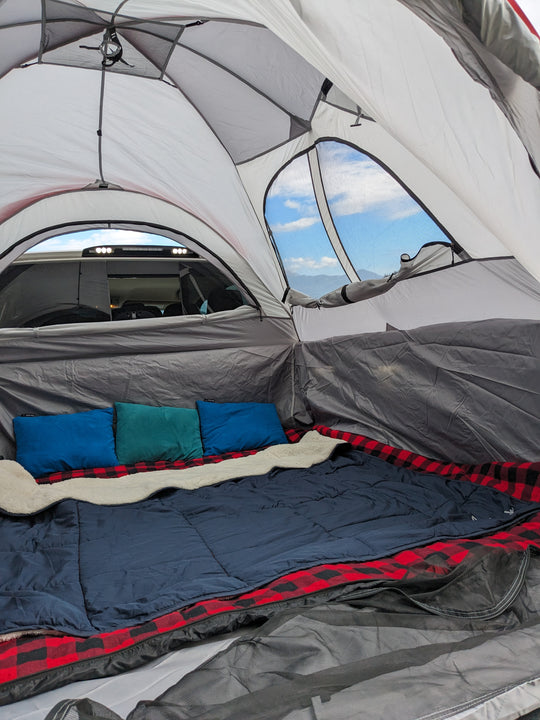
xmin=99 ymin=27 xmax=123 ymax=67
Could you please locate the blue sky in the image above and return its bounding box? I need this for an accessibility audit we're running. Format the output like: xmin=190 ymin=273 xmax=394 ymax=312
xmin=27 ymin=228 xmax=177 ymax=253
xmin=265 ymin=142 xmax=449 ymax=278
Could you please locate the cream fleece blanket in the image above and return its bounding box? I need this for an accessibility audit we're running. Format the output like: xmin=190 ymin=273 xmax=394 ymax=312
xmin=0 ymin=431 xmax=345 ymax=516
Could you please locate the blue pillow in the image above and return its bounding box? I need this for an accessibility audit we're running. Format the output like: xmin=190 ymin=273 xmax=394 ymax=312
xmin=196 ymin=401 xmax=288 ymax=456
xmin=13 ymin=408 xmax=119 ymax=477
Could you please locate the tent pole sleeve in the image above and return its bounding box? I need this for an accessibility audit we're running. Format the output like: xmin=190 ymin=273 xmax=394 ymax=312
xmin=97 ymin=64 xmax=107 ymax=185
xmin=307 ymin=147 xmax=360 ymax=283
xmin=38 ymin=0 xmax=47 ymax=63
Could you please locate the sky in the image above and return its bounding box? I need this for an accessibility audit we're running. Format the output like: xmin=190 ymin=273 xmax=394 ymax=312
xmin=27 ymin=228 xmax=178 ymax=253
xmin=518 ymin=0 xmax=540 ymax=33
xmin=265 ymin=142 xmax=449 ymax=279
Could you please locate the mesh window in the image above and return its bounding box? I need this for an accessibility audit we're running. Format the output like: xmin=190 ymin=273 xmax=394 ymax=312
xmin=265 ymin=153 xmax=346 ymax=298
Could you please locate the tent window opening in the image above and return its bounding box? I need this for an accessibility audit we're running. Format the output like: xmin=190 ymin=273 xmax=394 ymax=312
xmin=265 ymin=140 xmax=452 ymax=298
xmin=0 ymin=231 xmax=246 ymax=329
xmin=265 ymin=153 xmax=347 ymax=299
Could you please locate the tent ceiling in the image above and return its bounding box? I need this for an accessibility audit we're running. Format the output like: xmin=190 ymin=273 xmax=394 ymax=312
xmin=0 ymin=0 xmax=539 ymax=298
xmin=0 ymin=2 xmax=324 ymax=163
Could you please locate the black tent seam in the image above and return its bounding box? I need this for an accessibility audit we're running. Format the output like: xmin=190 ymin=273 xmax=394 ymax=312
xmin=96 ymin=63 xmax=107 ymax=184
xmin=309 ymin=78 xmax=334 ymax=123
xmin=38 ymin=0 xmax=47 ymax=63
xmin=402 ymin=240 xmax=452 ymax=257
xmin=321 ymin=78 xmax=333 ymax=96
xmin=236 ymin=131 xmax=311 ymax=166
xmin=160 ymin=26 xmax=185 ymax=80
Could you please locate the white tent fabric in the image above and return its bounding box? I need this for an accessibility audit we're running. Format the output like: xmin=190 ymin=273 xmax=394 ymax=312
xmin=294 ymin=259 xmax=540 ymax=340
xmin=0 ymin=63 xmax=285 ymax=297
xmin=0 ymin=0 xmax=539 ymax=302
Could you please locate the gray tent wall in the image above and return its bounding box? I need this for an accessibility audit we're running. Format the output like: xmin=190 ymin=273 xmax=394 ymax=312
xmin=0 ymin=311 xmax=303 ymax=462
xmin=1 ymin=316 xmax=538 ymax=466
xmin=297 ymin=319 xmax=540 ymax=463
xmin=0 ymin=0 xmax=539 ymax=464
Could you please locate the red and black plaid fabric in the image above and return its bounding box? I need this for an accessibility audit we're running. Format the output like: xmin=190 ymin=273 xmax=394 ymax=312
xmin=313 ymin=425 xmax=540 ymax=502
xmin=3 ymin=425 xmax=539 ymax=703
xmin=36 ymin=428 xmax=306 ymax=484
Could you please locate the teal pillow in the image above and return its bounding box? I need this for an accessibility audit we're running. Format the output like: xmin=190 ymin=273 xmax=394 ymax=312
xmin=14 ymin=408 xmax=119 ymax=477
xmin=115 ymin=402 xmax=203 ymax=464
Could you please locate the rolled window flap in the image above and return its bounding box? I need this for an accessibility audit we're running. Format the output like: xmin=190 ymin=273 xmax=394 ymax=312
xmin=285 ymin=287 xmax=320 ymax=308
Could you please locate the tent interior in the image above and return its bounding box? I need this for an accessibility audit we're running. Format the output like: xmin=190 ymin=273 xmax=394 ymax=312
xmin=0 ymin=1 xmax=540 ymax=718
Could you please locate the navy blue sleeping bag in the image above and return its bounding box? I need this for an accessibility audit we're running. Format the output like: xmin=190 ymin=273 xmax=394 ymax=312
xmin=0 ymin=446 xmax=536 ymax=636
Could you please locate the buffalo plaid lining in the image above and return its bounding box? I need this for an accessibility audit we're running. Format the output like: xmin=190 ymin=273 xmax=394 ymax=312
xmin=313 ymin=425 xmax=540 ymax=502
xmin=36 ymin=428 xmax=306 ymax=484
xmin=2 ymin=425 xmax=539 ymax=704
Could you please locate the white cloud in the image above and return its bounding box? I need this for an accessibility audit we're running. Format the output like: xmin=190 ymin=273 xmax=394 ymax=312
xmin=268 ymin=142 xmax=421 ymax=222
xmin=27 ymin=236 xmax=79 ymax=252
xmin=284 ymin=199 xmax=302 ymax=210
xmin=318 ymin=145 xmax=421 ymax=220
xmin=268 ymin=154 xmax=313 ymax=200
xmin=272 ymin=216 xmax=321 ymax=233
xmin=84 ymin=229 xmax=169 ymax=246
xmin=28 ymin=229 xmax=176 ymax=253
xmin=285 ymin=256 xmax=340 ymax=273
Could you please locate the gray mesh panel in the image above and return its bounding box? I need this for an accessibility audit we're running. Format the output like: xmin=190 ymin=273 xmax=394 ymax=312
xmin=179 ymin=21 xmax=324 ymax=120
xmin=166 ymin=44 xmax=293 ymax=163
